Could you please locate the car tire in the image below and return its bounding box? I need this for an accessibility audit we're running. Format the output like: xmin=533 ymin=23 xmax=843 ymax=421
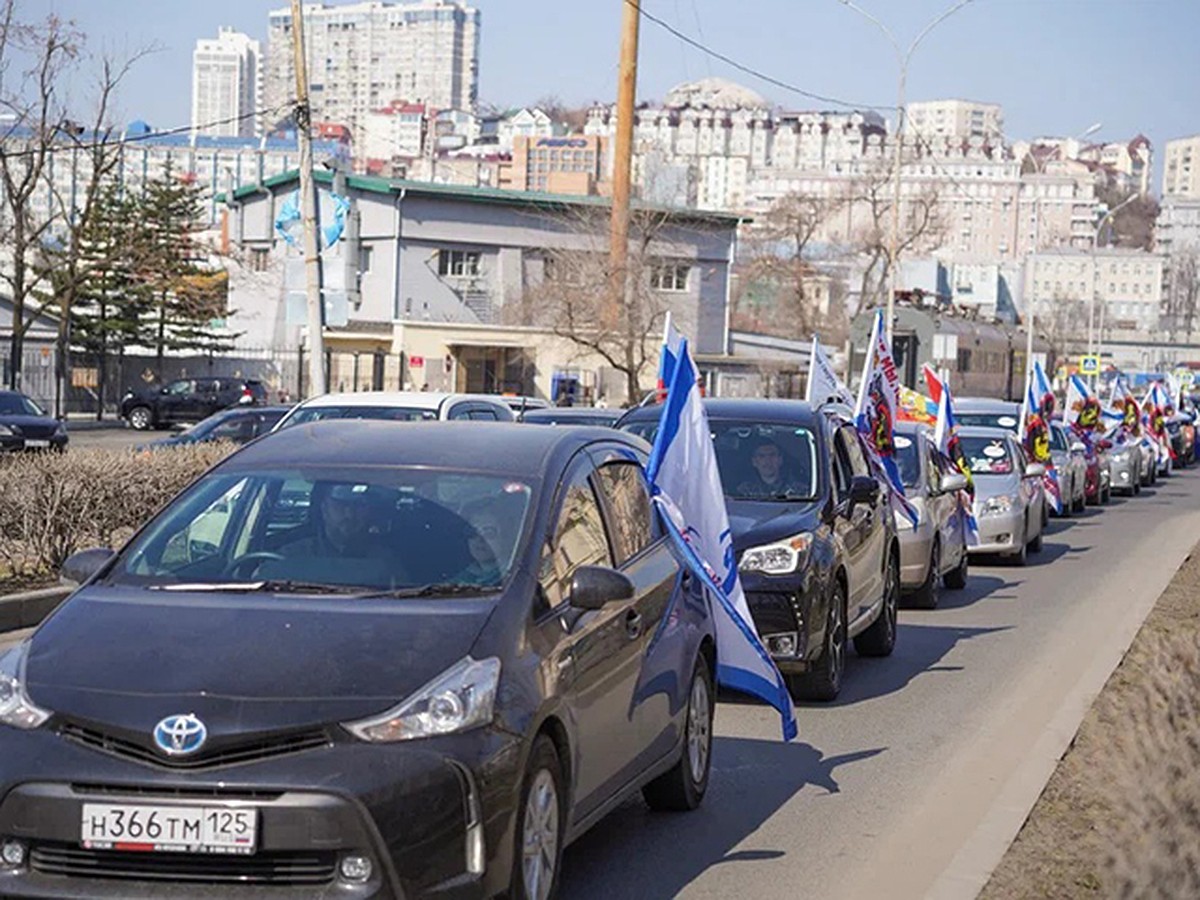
xmin=1072 ymin=490 xmax=1085 ymax=514
xmin=854 ymin=552 xmax=898 ymax=658
xmin=1102 ymin=484 xmax=1111 ymax=504
xmin=910 ymin=540 xmax=940 ymax=610
xmin=1010 ymin=522 xmax=1029 ymax=566
xmin=944 ymin=548 xmax=968 ymax=590
xmin=127 ymin=406 xmax=154 ymax=431
xmin=790 ymin=580 xmax=846 ymax=702
xmin=1029 ymin=523 xmax=1043 ymax=554
xmin=643 ymin=653 xmax=714 ymax=812
xmin=510 ymin=735 xmax=566 ymax=900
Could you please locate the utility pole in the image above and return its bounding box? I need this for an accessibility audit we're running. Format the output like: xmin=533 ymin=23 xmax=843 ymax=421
xmin=608 ymin=0 xmax=639 ymax=328
xmin=290 ymin=0 xmax=326 ymax=396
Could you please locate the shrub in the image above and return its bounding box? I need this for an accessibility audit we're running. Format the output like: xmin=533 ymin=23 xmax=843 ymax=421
xmin=0 ymin=444 xmax=234 ymax=579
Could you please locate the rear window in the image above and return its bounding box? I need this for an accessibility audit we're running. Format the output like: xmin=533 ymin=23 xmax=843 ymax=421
xmin=959 ymin=436 xmax=1015 ymax=475
xmin=1050 ymin=427 xmax=1068 ymax=452
xmin=957 ymin=413 xmax=1020 ymax=431
xmin=281 ymin=405 xmax=438 ymax=428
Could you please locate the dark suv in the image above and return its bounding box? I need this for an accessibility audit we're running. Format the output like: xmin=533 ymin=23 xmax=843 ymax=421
xmin=121 ymin=377 xmax=268 ymax=430
xmin=619 ymin=399 xmax=900 ymax=702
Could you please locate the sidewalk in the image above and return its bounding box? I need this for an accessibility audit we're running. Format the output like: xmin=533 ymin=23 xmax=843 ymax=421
xmin=63 ymin=413 xmax=125 ymax=431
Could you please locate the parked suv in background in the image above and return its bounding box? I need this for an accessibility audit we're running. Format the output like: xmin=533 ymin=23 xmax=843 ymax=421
xmin=121 ymin=377 xmax=267 ymax=430
xmin=618 ymin=399 xmax=900 ymax=702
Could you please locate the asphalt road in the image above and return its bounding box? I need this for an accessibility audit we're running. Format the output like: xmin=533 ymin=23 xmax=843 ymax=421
xmin=4 ymin=470 xmax=1197 ymax=899
xmin=559 ymin=468 xmax=1200 ymax=900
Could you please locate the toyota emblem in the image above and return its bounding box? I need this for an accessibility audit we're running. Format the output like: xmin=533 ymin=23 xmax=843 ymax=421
xmin=153 ymin=714 xmax=208 ymax=757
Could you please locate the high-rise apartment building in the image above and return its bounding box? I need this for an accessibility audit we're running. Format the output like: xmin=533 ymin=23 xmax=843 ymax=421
xmin=264 ymin=1 xmax=480 ymax=146
xmin=191 ymin=28 xmax=261 ymax=138
xmin=905 ymin=99 xmax=1003 ymax=142
xmin=1164 ymin=135 xmax=1200 ymax=199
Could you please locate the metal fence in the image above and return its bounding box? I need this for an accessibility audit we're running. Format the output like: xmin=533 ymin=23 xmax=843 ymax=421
xmin=0 ymin=345 xmax=411 ymax=418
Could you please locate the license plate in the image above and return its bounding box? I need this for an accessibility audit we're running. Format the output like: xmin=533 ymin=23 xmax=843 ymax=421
xmin=24 ymin=439 xmax=49 ymax=449
xmin=80 ymin=803 xmax=257 ymax=855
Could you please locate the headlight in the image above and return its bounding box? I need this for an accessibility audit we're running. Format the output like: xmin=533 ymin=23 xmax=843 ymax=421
xmin=739 ymin=533 xmax=813 ymax=575
xmin=979 ymin=494 xmax=1015 ymax=517
xmin=0 ymin=424 xmax=13 ymax=437
xmin=1110 ymin=449 xmax=1130 ymax=462
xmin=54 ymin=421 xmax=67 ymax=436
xmin=0 ymin=646 xmax=51 ymax=730
xmin=344 ymin=656 xmax=500 ymax=743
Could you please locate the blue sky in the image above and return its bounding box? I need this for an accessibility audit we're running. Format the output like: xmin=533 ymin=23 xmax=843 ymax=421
xmin=39 ymin=0 xmax=1200 ymax=190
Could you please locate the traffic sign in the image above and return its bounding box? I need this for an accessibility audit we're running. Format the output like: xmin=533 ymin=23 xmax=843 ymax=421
xmin=1079 ymin=355 xmax=1100 ymax=376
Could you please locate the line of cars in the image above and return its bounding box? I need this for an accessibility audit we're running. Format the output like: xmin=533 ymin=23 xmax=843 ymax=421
xmin=0 ymin=384 xmax=1192 ymax=898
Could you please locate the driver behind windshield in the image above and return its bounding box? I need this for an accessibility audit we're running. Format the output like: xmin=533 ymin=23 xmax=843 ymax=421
xmin=737 ymin=437 xmax=804 ymax=499
xmin=281 ymin=483 xmax=391 ymax=559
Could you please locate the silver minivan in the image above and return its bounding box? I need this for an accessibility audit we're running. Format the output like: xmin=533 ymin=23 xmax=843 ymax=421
xmin=894 ymin=422 xmax=971 ymax=608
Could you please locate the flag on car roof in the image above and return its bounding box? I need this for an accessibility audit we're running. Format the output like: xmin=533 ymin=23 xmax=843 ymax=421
xmin=898 ymin=386 xmax=938 ymax=426
xmin=855 ymin=309 xmax=918 ymax=528
xmin=657 ymin=313 xmax=686 ymax=401
xmin=646 ymin=337 xmax=797 ymax=742
xmin=1019 ymin=364 xmax=1063 ymax=515
xmin=931 ymin=378 xmax=980 ymax=545
xmin=805 ymin=337 xmax=855 ymax=408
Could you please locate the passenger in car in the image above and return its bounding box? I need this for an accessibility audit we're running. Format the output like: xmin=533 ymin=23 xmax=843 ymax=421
xmin=455 ymin=502 xmax=506 ymax=586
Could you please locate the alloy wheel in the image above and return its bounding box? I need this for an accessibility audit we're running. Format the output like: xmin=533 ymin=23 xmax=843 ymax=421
xmin=828 ymin=592 xmax=845 ymax=686
xmin=522 ymin=769 xmax=559 ymax=900
xmin=687 ymin=671 xmax=711 ymax=784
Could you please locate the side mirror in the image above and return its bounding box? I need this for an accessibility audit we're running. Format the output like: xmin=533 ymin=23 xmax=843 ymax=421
xmin=849 ymin=475 xmax=880 ymax=507
xmin=1069 ymin=442 xmax=1086 ymax=454
xmin=1025 ymin=463 xmax=1046 ymax=478
xmin=569 ymin=565 xmax=635 ymax=611
xmin=60 ymin=547 xmax=116 ymax=586
xmin=941 ymin=472 xmax=969 ymax=493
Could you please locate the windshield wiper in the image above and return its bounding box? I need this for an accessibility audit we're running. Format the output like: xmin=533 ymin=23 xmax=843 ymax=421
xmin=351 ymin=582 xmax=503 ymax=599
xmin=149 ymin=580 xmax=362 ymax=595
xmin=766 ymin=490 xmax=816 ymax=501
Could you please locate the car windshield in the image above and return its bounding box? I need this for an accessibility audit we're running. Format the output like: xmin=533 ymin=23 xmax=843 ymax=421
xmin=281 ymin=405 xmax=438 ymax=428
xmin=959 ymin=436 xmax=1015 ymax=475
xmin=1049 ymin=426 xmax=1069 ymax=452
xmin=0 ymin=394 xmax=45 ymax=416
xmin=957 ymin=412 xmax=1019 ymax=432
xmin=894 ymin=434 xmax=921 ymax=488
xmin=106 ymin=467 xmax=534 ymax=594
xmin=625 ymin=418 xmax=819 ymax=501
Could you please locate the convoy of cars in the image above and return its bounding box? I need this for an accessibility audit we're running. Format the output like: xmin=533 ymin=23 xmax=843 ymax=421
xmin=0 ymin=377 xmax=1196 ymax=898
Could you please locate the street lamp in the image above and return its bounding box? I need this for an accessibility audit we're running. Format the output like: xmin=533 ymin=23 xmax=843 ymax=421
xmin=1089 ymin=192 xmax=1140 ymax=380
xmin=836 ymin=0 xmax=975 ymax=342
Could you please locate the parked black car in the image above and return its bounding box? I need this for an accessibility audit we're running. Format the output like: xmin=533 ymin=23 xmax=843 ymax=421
xmin=142 ymin=406 xmax=292 ymax=449
xmin=521 ymin=407 xmax=621 ymax=428
xmin=1 ymin=421 xmax=716 ymax=899
xmin=618 ymin=399 xmax=900 ymax=702
xmin=120 ymin=377 xmax=268 ymax=431
xmin=0 ymin=390 xmax=67 ymax=453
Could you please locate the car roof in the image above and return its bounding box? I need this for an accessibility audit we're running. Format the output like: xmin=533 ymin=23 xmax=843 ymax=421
xmin=523 ymin=407 xmax=619 ymax=422
xmin=223 ymin=420 xmax=649 ymax=475
xmin=956 ymin=425 xmax=1019 ymax=440
xmin=293 ymin=391 xmax=507 ymax=411
xmin=895 ymin=420 xmax=933 ymax=437
xmin=954 ymin=397 xmax=1021 ymax=412
xmin=619 ymin=397 xmax=821 ymax=426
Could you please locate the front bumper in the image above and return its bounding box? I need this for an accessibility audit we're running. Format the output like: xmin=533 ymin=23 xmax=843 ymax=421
xmin=0 ymin=722 xmax=522 ymax=899
xmin=1109 ymin=455 xmax=1137 ymax=491
xmin=740 ymin=567 xmax=819 ymax=673
xmin=968 ymin=509 xmax=1023 ymax=555
xmin=0 ymin=434 xmax=67 ymax=453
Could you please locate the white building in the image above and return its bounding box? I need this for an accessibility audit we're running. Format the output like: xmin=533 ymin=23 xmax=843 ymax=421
xmin=1156 ymin=198 xmax=1200 ymax=258
xmin=1024 ymin=248 xmax=1164 ymax=334
xmin=362 ymin=102 xmax=428 ymax=161
xmin=191 ymin=28 xmax=261 ymax=138
xmin=264 ymin=1 xmax=480 ymax=145
xmin=1164 ymin=135 xmax=1200 ymax=199
xmin=905 ymin=99 xmax=1003 ymax=142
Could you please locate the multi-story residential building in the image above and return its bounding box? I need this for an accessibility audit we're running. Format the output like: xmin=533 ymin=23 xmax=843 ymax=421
xmin=191 ymin=28 xmax=261 ymax=138
xmin=1024 ymin=248 xmax=1164 ymax=334
xmin=1156 ymin=198 xmax=1200 ymax=257
xmin=1075 ymin=136 xmax=1153 ymax=196
xmin=477 ymin=108 xmax=558 ymax=154
xmin=905 ymin=99 xmax=1003 ymax=142
xmin=264 ymin=1 xmax=480 ymax=147
xmin=362 ymin=102 xmax=428 ymax=162
xmin=508 ymin=135 xmax=606 ymax=194
xmin=1164 ymin=135 xmax=1200 ymax=199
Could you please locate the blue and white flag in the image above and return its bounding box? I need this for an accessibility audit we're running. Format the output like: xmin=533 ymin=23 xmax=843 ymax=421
xmin=656 ymin=313 xmax=686 ymax=401
xmin=932 ymin=379 xmax=981 ymax=544
xmin=855 ymin=309 xmax=919 ymax=529
xmin=647 ymin=338 xmax=797 ymax=741
xmin=806 ymin=336 xmax=855 ymax=408
xmin=274 ymin=189 xmax=351 ymax=250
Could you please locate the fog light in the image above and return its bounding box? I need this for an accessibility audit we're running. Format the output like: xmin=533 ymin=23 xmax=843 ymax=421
xmin=995 ymin=533 xmax=1010 ymax=544
xmin=339 ymin=855 xmax=373 ymax=883
xmin=764 ymin=632 xmax=799 ymax=656
xmin=1 ymin=839 xmax=27 ymax=868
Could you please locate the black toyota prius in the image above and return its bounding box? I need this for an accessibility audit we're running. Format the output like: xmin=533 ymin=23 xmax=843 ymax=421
xmin=0 ymin=421 xmax=716 ymax=899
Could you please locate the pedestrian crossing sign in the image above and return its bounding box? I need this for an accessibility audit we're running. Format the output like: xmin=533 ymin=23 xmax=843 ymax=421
xmin=1079 ymin=355 xmax=1100 ymax=376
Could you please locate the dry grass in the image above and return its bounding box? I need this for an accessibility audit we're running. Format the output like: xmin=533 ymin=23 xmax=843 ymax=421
xmin=0 ymin=444 xmax=234 ymax=582
xmin=981 ymin=549 xmax=1200 ymax=899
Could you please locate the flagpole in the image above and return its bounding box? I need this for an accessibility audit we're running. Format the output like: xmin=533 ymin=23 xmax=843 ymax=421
xmin=856 ymin=310 xmax=882 ymax=415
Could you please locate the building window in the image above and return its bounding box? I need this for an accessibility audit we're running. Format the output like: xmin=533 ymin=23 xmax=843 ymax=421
xmin=438 ymin=249 xmax=481 ymax=278
xmin=651 ymin=263 xmax=690 ymax=292
xmin=250 ymin=248 xmax=270 ymax=272
xmin=359 ymin=245 xmax=373 ymax=274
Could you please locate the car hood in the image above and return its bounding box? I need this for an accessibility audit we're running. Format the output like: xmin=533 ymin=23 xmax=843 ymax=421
xmin=0 ymin=414 xmax=58 ymax=431
xmin=971 ymin=473 xmax=1020 ymax=502
xmin=24 ymin=586 xmax=498 ymax=734
xmin=726 ymin=498 xmax=823 ymax=552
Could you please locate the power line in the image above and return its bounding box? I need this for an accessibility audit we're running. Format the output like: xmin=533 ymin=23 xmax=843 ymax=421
xmin=630 ymin=0 xmax=890 ymax=112
xmin=0 ymin=101 xmax=300 ymax=160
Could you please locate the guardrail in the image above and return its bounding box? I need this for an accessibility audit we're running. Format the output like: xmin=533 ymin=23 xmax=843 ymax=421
xmin=0 ymin=585 xmax=73 ymax=633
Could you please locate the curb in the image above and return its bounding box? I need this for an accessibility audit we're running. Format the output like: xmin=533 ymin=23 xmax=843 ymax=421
xmin=64 ymin=420 xmax=126 ymax=432
xmin=0 ymin=585 xmax=73 ymax=633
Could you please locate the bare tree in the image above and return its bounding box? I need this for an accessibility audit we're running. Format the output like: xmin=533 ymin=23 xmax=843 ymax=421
xmin=0 ymin=0 xmax=149 ymax=391
xmin=1166 ymin=247 xmax=1200 ymax=336
xmin=1040 ymin=290 xmax=1091 ymax=360
xmin=520 ymin=206 xmax=686 ymax=406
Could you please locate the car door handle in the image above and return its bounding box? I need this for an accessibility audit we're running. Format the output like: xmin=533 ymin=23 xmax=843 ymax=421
xmin=625 ymin=609 xmax=643 ymax=640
